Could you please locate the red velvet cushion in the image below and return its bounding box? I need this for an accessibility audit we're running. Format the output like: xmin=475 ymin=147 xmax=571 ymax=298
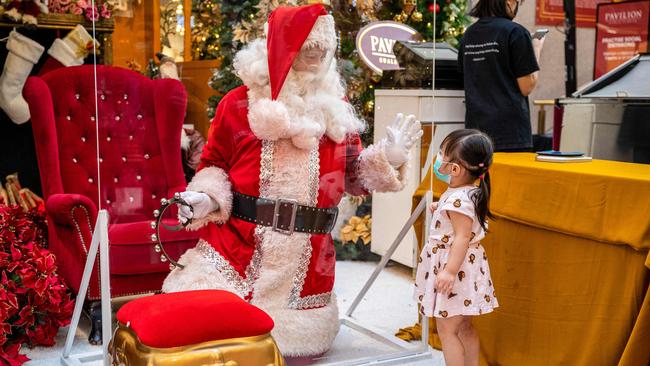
xmin=116 ymin=290 xmax=274 ymax=348
xmin=108 ymin=219 xmax=198 ymax=275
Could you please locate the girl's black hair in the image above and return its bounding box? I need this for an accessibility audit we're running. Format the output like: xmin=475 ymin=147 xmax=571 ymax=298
xmin=442 ymin=129 xmax=495 ymax=231
xmin=469 ymin=0 xmax=512 ymax=19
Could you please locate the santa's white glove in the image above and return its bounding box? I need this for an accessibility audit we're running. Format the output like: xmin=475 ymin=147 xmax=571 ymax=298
xmin=383 ymin=113 xmax=423 ymax=168
xmin=177 ymin=191 xmax=219 ymax=224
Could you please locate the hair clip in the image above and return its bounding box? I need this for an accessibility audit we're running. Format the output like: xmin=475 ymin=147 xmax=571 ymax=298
xmin=478 ymin=163 xmax=485 ymax=167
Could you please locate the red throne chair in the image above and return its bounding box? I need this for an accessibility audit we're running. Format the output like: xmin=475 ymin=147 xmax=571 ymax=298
xmin=23 ymin=65 xmax=199 ymax=343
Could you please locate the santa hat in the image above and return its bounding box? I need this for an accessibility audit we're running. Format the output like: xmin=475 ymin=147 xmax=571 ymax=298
xmin=266 ymin=4 xmax=335 ymax=100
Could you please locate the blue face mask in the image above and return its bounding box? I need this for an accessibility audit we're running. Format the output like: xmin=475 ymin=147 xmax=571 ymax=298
xmin=433 ymin=152 xmax=452 ymax=184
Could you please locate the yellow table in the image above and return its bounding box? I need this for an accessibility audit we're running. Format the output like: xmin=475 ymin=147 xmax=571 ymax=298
xmin=401 ymin=153 xmax=650 ymax=366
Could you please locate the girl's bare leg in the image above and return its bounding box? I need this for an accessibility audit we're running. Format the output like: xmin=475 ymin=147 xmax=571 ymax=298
xmin=458 ymin=316 xmax=479 ymax=366
xmin=436 ymin=316 xmax=465 ymax=366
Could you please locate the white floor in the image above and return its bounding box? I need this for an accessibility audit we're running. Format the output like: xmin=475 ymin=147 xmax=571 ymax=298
xmin=23 ymin=261 xmax=444 ymax=366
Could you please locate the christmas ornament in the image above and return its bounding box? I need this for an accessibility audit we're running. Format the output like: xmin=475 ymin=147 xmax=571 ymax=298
xmin=402 ymin=0 xmax=416 ymax=13
xmin=364 ymin=100 xmax=374 ymax=114
xmin=355 ymin=0 xmax=377 ymax=20
xmin=412 ymin=10 xmax=423 ymax=22
xmin=428 ymin=2 xmax=441 ymax=13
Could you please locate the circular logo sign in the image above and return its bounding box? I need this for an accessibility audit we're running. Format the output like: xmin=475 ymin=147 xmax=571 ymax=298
xmin=355 ymin=21 xmax=421 ymax=74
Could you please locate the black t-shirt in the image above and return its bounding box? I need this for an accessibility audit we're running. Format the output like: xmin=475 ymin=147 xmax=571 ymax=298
xmin=458 ymin=17 xmax=539 ymax=150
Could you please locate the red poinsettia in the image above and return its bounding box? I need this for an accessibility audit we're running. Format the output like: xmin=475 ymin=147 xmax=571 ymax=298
xmin=0 ymin=204 xmax=74 ymax=365
xmin=0 ymin=343 xmax=29 ymax=366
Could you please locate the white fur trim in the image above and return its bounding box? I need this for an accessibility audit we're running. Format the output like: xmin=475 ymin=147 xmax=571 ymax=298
xmin=358 ymin=141 xmax=409 ymax=192
xmin=258 ymin=295 xmax=340 ymax=357
xmin=303 ymin=15 xmax=337 ymax=51
xmin=248 ymin=98 xmax=292 ymax=141
xmin=249 ymin=140 xmax=339 ymax=356
xmin=162 ymin=247 xmax=239 ymax=294
xmin=7 ymin=31 xmax=44 ymax=64
xmin=47 ymin=39 xmax=82 ymax=67
xmin=262 ymin=15 xmax=335 ymax=51
xmin=185 ymin=167 xmax=233 ymax=229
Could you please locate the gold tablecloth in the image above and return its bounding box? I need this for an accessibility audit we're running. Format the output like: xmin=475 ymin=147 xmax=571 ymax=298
xmin=400 ymin=153 xmax=650 ymax=366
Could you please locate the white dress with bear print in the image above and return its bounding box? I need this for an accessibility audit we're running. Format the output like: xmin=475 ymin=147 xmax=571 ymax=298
xmin=414 ymin=185 xmax=498 ymax=318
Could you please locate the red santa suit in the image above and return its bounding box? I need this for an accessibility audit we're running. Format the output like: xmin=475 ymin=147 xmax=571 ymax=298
xmin=163 ymin=4 xmax=409 ymax=356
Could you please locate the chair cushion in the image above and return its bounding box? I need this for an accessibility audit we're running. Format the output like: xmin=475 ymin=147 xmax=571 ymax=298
xmin=116 ymin=290 xmax=275 ymax=348
xmin=108 ymin=219 xmax=198 ymax=275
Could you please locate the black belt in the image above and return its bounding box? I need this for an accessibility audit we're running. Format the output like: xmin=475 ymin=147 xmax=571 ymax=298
xmin=231 ymin=191 xmax=338 ymax=235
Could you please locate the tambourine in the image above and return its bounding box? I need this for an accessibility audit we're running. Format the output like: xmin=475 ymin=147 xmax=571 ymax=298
xmin=151 ymin=192 xmax=192 ymax=270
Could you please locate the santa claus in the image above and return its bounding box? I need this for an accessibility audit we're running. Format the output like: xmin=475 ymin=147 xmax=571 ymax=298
xmin=162 ymin=4 xmax=423 ymax=357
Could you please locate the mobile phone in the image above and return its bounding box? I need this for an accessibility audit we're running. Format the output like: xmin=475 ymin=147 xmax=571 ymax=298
xmin=536 ymin=150 xmax=584 ymax=157
xmin=532 ymin=28 xmax=549 ymax=39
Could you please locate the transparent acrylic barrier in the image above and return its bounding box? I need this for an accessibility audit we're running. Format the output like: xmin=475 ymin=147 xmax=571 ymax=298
xmin=0 ymin=5 xmax=110 ymax=364
xmin=92 ymin=2 xmax=441 ymax=365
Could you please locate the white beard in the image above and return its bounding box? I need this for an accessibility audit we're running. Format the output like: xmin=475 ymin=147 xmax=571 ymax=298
xmin=235 ymin=39 xmax=366 ymax=149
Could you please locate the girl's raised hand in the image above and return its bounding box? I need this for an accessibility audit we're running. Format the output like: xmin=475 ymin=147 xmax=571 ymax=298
xmin=429 ymin=202 xmax=438 ymax=213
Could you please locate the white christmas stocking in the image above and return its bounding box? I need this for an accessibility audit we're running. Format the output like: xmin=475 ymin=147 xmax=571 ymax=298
xmin=0 ymin=30 xmax=44 ymax=124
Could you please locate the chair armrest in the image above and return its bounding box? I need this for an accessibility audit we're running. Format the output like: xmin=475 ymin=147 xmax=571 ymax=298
xmin=46 ymin=193 xmax=98 ymax=227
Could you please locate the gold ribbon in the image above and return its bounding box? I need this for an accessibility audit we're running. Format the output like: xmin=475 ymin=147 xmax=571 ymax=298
xmin=68 ymin=31 xmax=100 ymax=58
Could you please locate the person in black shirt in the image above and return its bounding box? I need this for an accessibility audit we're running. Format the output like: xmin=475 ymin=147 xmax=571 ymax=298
xmin=458 ymin=0 xmax=544 ymax=151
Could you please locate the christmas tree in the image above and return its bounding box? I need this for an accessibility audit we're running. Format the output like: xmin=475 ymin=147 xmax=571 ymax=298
xmin=191 ymin=0 xmax=222 ymax=59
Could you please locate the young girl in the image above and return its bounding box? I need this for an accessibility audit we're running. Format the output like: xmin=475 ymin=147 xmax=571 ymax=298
xmin=414 ymin=129 xmax=498 ymax=366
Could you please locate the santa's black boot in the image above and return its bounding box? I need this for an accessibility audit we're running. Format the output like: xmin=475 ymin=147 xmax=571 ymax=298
xmin=85 ymin=301 xmax=103 ymax=345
